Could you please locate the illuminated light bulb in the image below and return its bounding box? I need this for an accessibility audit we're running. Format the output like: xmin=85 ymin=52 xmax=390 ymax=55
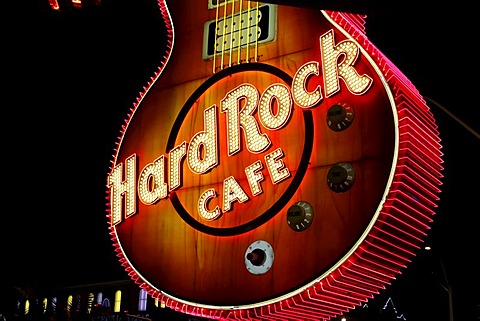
xmin=258 ymin=84 xmax=292 ymax=130
xmin=292 ymin=61 xmax=323 ymax=108
xmin=320 ymin=30 xmax=372 ymax=97
xmin=138 ymin=155 xmax=168 ymax=205
xmin=245 ymin=160 xmax=265 ymax=196
xmin=222 ymin=83 xmax=271 ymax=155
xmin=265 ymin=148 xmax=290 ymax=184
xmin=169 ymin=142 xmax=187 ymax=191
xmin=187 ymin=105 xmax=219 ymax=174
xmin=223 ymin=176 xmax=249 ymax=212
xmin=108 ymin=154 xmax=137 ymax=225
xmin=198 ymin=188 xmax=221 ymax=220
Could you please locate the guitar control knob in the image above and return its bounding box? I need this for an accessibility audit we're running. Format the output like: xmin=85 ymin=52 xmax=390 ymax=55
xmin=326 ymin=102 xmax=354 ymax=131
xmin=287 ymin=201 xmax=314 ymax=232
xmin=327 ymin=162 xmax=355 ymax=192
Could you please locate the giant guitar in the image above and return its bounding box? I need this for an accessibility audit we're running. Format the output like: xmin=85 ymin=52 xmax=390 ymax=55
xmin=106 ymin=1 xmax=443 ymax=320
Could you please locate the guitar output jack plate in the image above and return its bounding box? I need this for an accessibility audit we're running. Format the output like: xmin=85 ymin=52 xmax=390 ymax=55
xmin=245 ymin=240 xmax=274 ymax=275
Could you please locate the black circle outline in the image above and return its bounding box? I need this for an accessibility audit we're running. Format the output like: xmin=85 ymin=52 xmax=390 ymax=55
xmin=166 ymin=63 xmax=314 ymax=236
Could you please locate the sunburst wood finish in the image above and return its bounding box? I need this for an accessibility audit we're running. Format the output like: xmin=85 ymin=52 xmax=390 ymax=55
xmin=106 ymin=1 xmax=443 ymax=319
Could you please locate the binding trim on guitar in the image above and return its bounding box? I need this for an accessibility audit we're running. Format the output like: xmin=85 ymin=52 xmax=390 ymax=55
xmin=203 ymin=1 xmax=277 ymax=72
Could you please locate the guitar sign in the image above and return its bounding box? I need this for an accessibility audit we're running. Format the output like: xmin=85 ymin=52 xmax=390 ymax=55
xmin=106 ymin=1 xmax=443 ymax=320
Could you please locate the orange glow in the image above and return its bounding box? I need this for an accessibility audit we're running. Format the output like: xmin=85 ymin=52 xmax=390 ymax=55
xmin=105 ymin=2 xmax=443 ymax=320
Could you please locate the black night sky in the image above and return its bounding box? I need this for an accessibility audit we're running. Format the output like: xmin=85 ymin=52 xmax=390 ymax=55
xmin=3 ymin=1 xmax=479 ymax=321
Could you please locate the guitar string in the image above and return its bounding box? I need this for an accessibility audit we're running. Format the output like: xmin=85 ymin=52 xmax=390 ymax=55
xmin=213 ymin=1 xmax=220 ymax=74
xmin=229 ymin=0 xmax=235 ymax=67
xmin=246 ymin=0 xmax=251 ymax=63
xmin=237 ymin=0 xmax=243 ymax=65
xmin=221 ymin=0 xmax=228 ymax=70
xmin=213 ymin=0 xmax=260 ymax=72
xmin=255 ymin=1 xmax=259 ymax=62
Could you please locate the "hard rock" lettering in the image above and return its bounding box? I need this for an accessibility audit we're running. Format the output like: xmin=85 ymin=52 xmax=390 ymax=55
xmin=107 ymin=29 xmax=373 ymax=225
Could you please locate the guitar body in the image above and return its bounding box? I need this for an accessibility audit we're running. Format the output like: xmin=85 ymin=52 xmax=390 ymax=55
xmin=107 ymin=1 xmax=443 ymax=319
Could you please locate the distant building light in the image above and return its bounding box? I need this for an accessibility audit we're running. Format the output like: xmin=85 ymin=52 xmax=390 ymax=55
xmin=48 ymin=0 xmax=60 ymax=11
xmin=72 ymin=0 xmax=82 ymax=9
xmin=48 ymin=0 xmax=102 ymax=11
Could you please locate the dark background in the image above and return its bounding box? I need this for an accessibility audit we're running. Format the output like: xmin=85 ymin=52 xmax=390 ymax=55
xmin=3 ymin=1 xmax=479 ymax=320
